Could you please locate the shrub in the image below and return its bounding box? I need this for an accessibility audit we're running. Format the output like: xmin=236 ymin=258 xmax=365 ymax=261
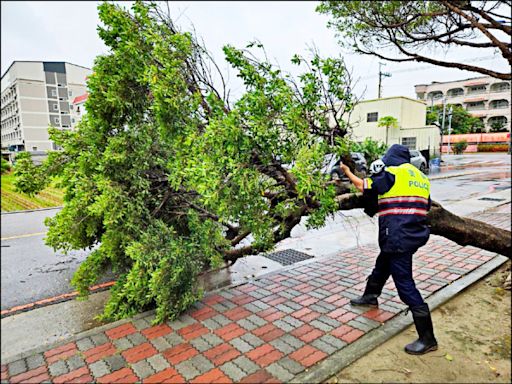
xmin=453 ymin=140 xmax=468 ymax=154
xmin=477 ymin=144 xmax=509 ymax=152
xmin=349 ymin=137 xmax=387 ymax=163
xmin=1 ymin=158 xmax=11 ymax=174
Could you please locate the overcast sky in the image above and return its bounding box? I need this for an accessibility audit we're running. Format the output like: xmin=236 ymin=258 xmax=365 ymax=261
xmin=1 ymin=1 xmax=508 ymax=100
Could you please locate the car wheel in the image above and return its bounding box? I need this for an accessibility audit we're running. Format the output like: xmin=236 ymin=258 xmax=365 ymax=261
xmin=331 ymin=171 xmax=341 ymax=180
xmin=419 ymin=163 xmax=426 ymax=173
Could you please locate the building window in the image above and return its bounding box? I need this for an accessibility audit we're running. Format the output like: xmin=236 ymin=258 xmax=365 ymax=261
xmin=367 ymin=112 xmax=378 ymax=122
xmin=68 ymin=90 xmax=73 ymax=97
xmin=53 ymin=104 xmax=59 ymax=111
xmin=402 ymin=137 xmax=417 ymax=149
xmin=490 ymin=99 xmax=509 ymax=109
xmin=54 ymin=117 xmax=60 ymax=124
xmin=490 ymin=82 xmax=510 ymax=93
xmin=51 ymin=89 xmax=57 ymax=97
xmin=467 ymin=85 xmax=487 ymax=94
xmin=71 ymin=118 xmax=75 ymax=123
xmin=32 ymin=146 xmax=37 ymax=151
xmin=466 ymin=101 xmax=485 ymax=111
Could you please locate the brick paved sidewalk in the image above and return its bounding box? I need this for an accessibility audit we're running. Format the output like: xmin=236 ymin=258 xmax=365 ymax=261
xmin=1 ymin=207 xmax=510 ymax=383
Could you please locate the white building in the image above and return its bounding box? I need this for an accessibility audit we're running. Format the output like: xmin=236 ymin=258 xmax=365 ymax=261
xmin=1 ymin=61 xmax=91 ymax=152
xmin=338 ymin=96 xmax=440 ymax=155
xmin=71 ymin=93 xmax=88 ymax=125
xmin=414 ymin=76 xmax=511 ymax=132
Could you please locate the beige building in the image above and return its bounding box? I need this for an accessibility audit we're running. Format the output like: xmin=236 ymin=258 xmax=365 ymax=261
xmin=1 ymin=61 xmax=91 ymax=152
xmin=414 ymin=76 xmax=511 ymax=132
xmin=339 ymin=96 xmax=440 ymax=154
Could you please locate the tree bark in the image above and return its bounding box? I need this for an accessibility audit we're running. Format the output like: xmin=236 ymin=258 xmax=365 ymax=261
xmin=337 ymin=195 xmax=512 ymax=259
xmin=427 ymin=201 xmax=511 ymax=259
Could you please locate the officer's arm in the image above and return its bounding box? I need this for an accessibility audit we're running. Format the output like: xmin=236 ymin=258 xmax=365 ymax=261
xmin=340 ymin=164 xmax=363 ymax=192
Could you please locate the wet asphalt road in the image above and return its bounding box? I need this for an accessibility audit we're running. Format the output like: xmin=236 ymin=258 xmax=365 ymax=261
xmin=1 ymin=154 xmax=510 ymax=311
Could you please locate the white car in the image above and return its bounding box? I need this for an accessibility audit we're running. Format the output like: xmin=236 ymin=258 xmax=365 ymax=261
xmin=409 ymin=150 xmax=428 ymax=173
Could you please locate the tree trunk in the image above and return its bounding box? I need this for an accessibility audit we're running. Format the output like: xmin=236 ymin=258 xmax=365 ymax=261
xmin=427 ymin=201 xmax=511 ymax=259
xmin=335 ymin=194 xmax=511 ymax=259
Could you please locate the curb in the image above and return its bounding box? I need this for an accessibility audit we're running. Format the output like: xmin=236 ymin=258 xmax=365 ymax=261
xmin=293 ymin=254 xmax=509 ymax=384
xmin=1 ymin=206 xmax=62 ymax=215
xmin=428 ymin=170 xmax=481 ymax=180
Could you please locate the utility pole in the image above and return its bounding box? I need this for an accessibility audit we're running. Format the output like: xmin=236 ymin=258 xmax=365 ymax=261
xmin=440 ymin=98 xmax=447 ymax=161
xmin=378 ymin=62 xmax=391 ymax=98
xmin=447 ymin=106 xmax=453 ymax=155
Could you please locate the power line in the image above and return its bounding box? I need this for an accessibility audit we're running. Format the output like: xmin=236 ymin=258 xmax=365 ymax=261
xmin=360 ymin=55 xmax=499 ymax=79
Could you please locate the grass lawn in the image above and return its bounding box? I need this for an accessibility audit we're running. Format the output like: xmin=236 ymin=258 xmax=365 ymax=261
xmin=1 ymin=172 xmax=64 ymax=212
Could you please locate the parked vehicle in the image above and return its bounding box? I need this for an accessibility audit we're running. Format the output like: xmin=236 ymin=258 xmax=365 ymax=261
xmin=327 ymin=152 xmax=368 ymax=180
xmin=409 ymin=149 xmax=428 ymax=173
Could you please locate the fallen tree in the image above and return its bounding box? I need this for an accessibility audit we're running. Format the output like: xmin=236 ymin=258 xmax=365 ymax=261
xmin=15 ymin=2 xmax=511 ymax=323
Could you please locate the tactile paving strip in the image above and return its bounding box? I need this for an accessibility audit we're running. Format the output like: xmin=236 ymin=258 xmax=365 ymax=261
xmin=263 ymin=249 xmax=314 ymax=266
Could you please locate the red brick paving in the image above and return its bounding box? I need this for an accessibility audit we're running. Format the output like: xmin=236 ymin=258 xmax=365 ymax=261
xmin=190 ymin=368 xmax=233 ymax=383
xmin=2 ymin=206 xmax=508 ymax=384
xmin=143 ymin=368 xmax=185 ymax=383
xmin=122 ymin=342 xmax=158 ymax=363
xmin=246 ymin=345 xmax=284 ymax=367
xmin=141 ymin=323 xmax=173 ymax=339
xmin=83 ymin=342 xmax=117 ymax=364
xmin=177 ymin=323 xmax=209 ymax=341
xmin=105 ymin=323 xmax=137 ymax=340
xmin=204 ymin=344 xmax=240 ymax=365
xmin=163 ymin=343 xmax=199 ymax=365
xmin=214 ymin=323 xmax=246 ymax=341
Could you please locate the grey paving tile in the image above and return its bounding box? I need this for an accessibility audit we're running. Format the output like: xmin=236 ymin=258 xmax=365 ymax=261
xmin=76 ymin=337 xmax=95 ymax=352
xmin=246 ymin=314 xmax=266 ymax=327
xmin=131 ymin=360 xmax=155 ymax=380
xmin=311 ymin=338 xmax=337 ymax=355
xmin=89 ymin=360 xmax=110 ymax=378
xmin=274 ymin=319 xmax=296 ymax=332
xmin=277 ymin=357 xmax=305 ymax=375
xmin=220 ymin=361 xmax=246 ymax=382
xmin=113 ymin=337 xmax=134 ymax=351
xmin=219 ymin=290 xmax=235 ymax=299
xmin=210 ymin=314 xmax=231 ymax=327
xmin=65 ymin=355 xmax=86 ymax=371
xmin=150 ymin=336 xmax=172 ymax=352
xmin=104 ymin=354 xmax=126 ymax=372
xmin=8 ymin=360 xmax=27 ymax=377
xmin=275 ymin=304 xmax=295 ymax=314
xmin=132 ymin=318 xmax=152 ymax=330
xmin=266 ymin=361 xmax=294 ymax=381
xmin=280 ymin=334 xmax=305 ymax=349
xmin=231 ymin=356 xmax=260 ymax=375
xmin=240 ymin=333 xmax=264 ymax=348
xmin=347 ymin=318 xmax=378 ymax=332
xmin=127 ymin=332 xmax=147 ymax=346
xmin=168 ymin=314 xmax=197 ymax=330
xmin=48 ymin=360 xmax=68 ymax=377
xmin=270 ymin=338 xmax=296 ymax=355
xmin=237 ymin=318 xmax=259 ymax=331
xmin=243 ymin=303 xmax=262 ymax=313
xmin=147 ymin=354 xmax=170 ymax=372
xmin=90 ymin=333 xmax=109 ymax=347
xmin=188 ymin=355 xmax=214 ymax=374
xmin=25 ymin=354 xmax=45 ymax=370
xmin=229 ymin=337 xmax=254 ymax=354
xmin=190 ymin=336 xmax=212 ymax=353
xmin=318 ymin=334 xmax=347 ymax=350
xmin=251 ymin=301 xmax=270 ymax=311
xmin=281 ymin=315 xmax=304 ymax=328
xmin=175 ymin=360 xmax=201 ymax=381
xmin=310 ymin=319 xmax=335 ymax=332
xmin=164 ymin=332 xmax=185 ymax=346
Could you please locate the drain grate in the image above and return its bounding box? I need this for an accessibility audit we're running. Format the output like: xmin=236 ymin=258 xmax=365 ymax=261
xmin=478 ymin=197 xmax=506 ymax=201
xmin=263 ymin=249 xmax=314 ymax=266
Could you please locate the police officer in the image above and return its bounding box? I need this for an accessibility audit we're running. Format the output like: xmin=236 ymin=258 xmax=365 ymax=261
xmin=339 ymin=144 xmax=437 ymax=355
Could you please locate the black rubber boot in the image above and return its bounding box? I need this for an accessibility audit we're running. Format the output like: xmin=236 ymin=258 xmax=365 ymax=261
xmin=350 ymin=276 xmax=383 ymax=307
xmin=405 ymin=304 xmax=438 ymax=355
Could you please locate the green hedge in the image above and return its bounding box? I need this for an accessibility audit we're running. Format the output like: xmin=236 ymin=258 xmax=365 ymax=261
xmin=477 ymin=144 xmax=509 ymax=152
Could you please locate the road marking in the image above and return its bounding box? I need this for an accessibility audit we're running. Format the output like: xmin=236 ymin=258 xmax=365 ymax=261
xmin=0 ymin=232 xmax=47 ymax=241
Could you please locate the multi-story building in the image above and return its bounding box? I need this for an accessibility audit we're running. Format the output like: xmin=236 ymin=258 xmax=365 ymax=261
xmin=335 ymin=96 xmax=440 ymax=155
xmin=414 ymin=76 xmax=511 ymax=132
xmin=70 ymin=93 xmax=88 ymax=125
xmin=1 ymin=61 xmax=91 ymax=152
